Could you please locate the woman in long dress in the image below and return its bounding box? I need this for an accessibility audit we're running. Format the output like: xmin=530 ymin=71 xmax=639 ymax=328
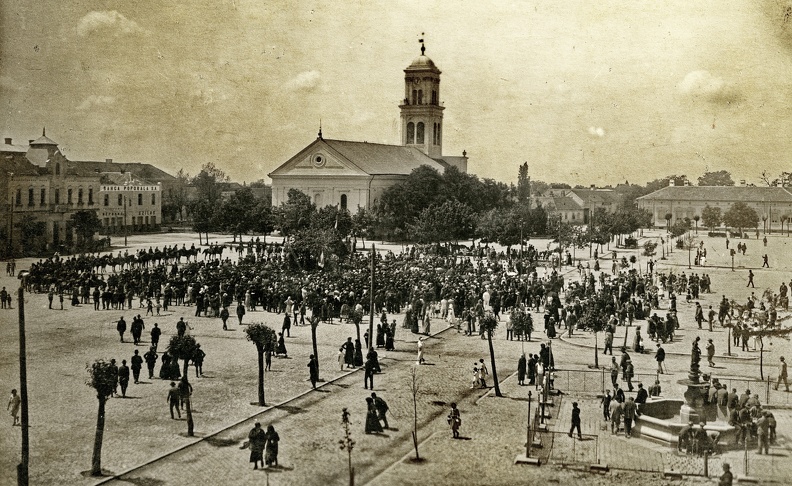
xmin=276 ymin=332 xmax=288 ymax=357
xmin=365 ymin=397 xmax=383 ymax=434
xmin=264 ymin=425 xmax=279 ymax=467
xmin=416 ymin=337 xmax=425 ymax=365
xmin=248 ymin=422 xmax=266 ymax=469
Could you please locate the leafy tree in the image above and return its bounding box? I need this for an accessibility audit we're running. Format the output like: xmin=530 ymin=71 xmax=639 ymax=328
xmin=479 ymin=311 xmax=502 ymax=397
xmin=575 ymin=290 xmax=611 ymax=368
xmin=517 ymin=162 xmax=530 ymax=202
xmin=376 ymin=165 xmax=444 ymax=238
xmin=350 ymin=308 xmax=364 ymax=343
xmin=190 ymin=198 xmax=217 ymax=245
xmin=510 ymin=306 xmax=533 ymax=341
xmin=701 ymin=205 xmax=722 ymax=231
xmin=219 ymin=187 xmax=259 ymax=240
xmin=669 ymin=218 xmax=691 ymax=238
xmin=642 ymin=241 xmax=657 ymax=258
xmin=162 ymin=168 xmax=190 ymax=222
xmin=308 ymin=315 xmax=321 ymax=380
xmin=351 ymin=207 xmax=374 ymax=247
xmin=167 ymin=335 xmax=200 ymax=435
xmin=244 ymin=324 xmax=277 ymax=406
xmin=645 ymin=175 xmax=688 ymax=194
xmin=273 ymin=189 xmax=315 ymax=236
xmin=312 ymin=206 xmax=353 ymax=238
xmin=723 ymin=202 xmax=759 ymax=236
xmin=192 ymin=162 xmax=228 ymax=205
xmin=17 ymin=219 xmax=46 ymax=255
xmin=250 ymin=200 xmax=274 ymax=235
xmin=697 ymin=170 xmax=734 ymax=186
xmin=409 ymin=200 xmax=475 ymax=243
xmin=86 ymin=359 xmax=117 ymax=476
xmin=71 ymin=210 xmax=102 ymax=249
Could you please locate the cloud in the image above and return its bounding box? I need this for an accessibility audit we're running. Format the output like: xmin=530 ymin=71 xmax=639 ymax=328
xmin=283 ymin=70 xmax=322 ymax=93
xmin=588 ymin=126 xmax=605 ymax=137
xmin=77 ymin=95 xmax=116 ymax=110
xmin=678 ymin=70 xmax=739 ymax=103
xmin=76 ymin=11 xmax=147 ymax=38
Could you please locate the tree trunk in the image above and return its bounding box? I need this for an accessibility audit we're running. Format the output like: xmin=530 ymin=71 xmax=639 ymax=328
xmin=594 ymin=332 xmax=599 ymax=368
xmin=487 ymin=331 xmax=502 ymax=397
xmin=311 ymin=325 xmax=320 ymax=380
xmin=759 ymin=338 xmax=764 ymax=381
xmin=185 ymin=395 xmax=194 ymax=436
xmin=354 ymin=322 xmax=361 ymax=344
xmin=257 ymin=345 xmax=265 ymax=406
xmin=90 ymin=396 xmax=106 ymax=476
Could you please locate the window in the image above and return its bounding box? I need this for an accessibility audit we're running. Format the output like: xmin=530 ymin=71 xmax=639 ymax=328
xmin=151 ymin=193 xmax=156 ymax=205
xmin=54 ymin=189 xmax=60 ymax=204
xmin=412 ymin=89 xmax=417 ymax=105
xmin=55 ymin=163 xmax=60 ymax=175
xmin=28 ymin=188 xmax=34 ymax=206
xmin=117 ymin=194 xmax=123 ymax=206
xmin=104 ymin=194 xmax=109 ymax=206
xmin=431 ymin=90 xmax=437 ymax=105
xmin=340 ymin=194 xmax=347 ymax=210
xmin=151 ymin=216 xmax=156 ymax=225
xmin=78 ymin=188 xmax=84 ymax=204
xmin=67 ymin=189 xmax=73 ymax=204
xmin=40 ymin=188 xmax=46 ymax=206
xmin=88 ymin=188 xmax=94 ymax=205
xmin=416 ymin=122 xmax=425 ymax=144
xmin=418 ymin=90 xmax=423 ymax=105
xmin=437 ymin=123 xmax=441 ymax=144
xmin=138 ymin=193 xmax=143 ymax=206
xmin=406 ymin=122 xmax=415 ymax=144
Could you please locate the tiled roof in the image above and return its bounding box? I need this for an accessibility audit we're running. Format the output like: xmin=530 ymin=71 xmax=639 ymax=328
xmin=1 ymin=142 xmax=28 ymax=154
xmin=569 ymin=188 xmax=617 ymax=203
xmin=72 ymin=161 xmax=177 ymax=183
xmin=323 ymin=139 xmax=447 ymax=175
xmin=637 ymin=186 xmax=792 ymax=203
xmin=553 ymin=196 xmax=583 ymax=211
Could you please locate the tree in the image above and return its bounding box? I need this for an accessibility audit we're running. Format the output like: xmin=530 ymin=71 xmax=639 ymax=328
xmin=340 ymin=408 xmax=355 ymax=486
xmin=409 ymin=200 xmax=476 ymax=243
xmin=669 ymin=218 xmax=691 ymax=238
xmin=575 ymin=290 xmax=612 ymax=368
xmin=244 ymin=324 xmax=277 ymax=406
xmin=219 ymin=187 xmax=259 ymax=241
xmin=71 ymin=210 xmax=102 ymax=249
xmin=162 ymin=168 xmax=190 ymax=223
xmin=723 ymin=202 xmax=760 ymax=237
xmin=308 ymin=315 xmax=321 ymax=381
xmin=167 ymin=335 xmax=200 ymax=436
xmin=273 ymin=189 xmax=315 ymax=236
xmin=86 ymin=359 xmax=117 ymax=476
xmin=697 ymin=170 xmax=734 ymax=186
xmin=642 ymin=241 xmax=657 ymax=258
xmin=17 ymin=219 xmax=46 ymax=255
xmin=681 ymin=232 xmax=697 ymax=269
xmin=479 ymin=311 xmax=502 ymax=397
xmin=701 ymin=205 xmax=722 ymax=232
xmin=664 ymin=213 xmax=672 ymax=232
xmin=350 ymin=309 xmax=364 ymax=343
xmin=409 ymin=367 xmax=422 ymax=461
xmin=517 ymin=162 xmax=530 ymax=202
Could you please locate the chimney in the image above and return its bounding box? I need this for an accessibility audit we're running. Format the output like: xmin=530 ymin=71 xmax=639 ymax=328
xmin=4 ymin=138 xmax=11 ymax=145
xmin=590 ymin=184 xmax=595 ymax=189
xmin=740 ymin=180 xmax=746 ymax=186
xmin=669 ymin=179 xmax=675 ymax=187
xmin=106 ymin=158 xmax=113 ymax=163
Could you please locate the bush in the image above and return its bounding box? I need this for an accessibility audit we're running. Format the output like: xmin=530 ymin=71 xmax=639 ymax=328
xmin=707 ymin=232 xmax=727 ymax=238
xmin=623 ymin=236 xmax=638 ymax=249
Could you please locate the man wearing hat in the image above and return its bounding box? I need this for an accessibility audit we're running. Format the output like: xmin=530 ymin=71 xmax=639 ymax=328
xmin=635 ymin=383 xmax=648 ymax=415
xmin=655 ymin=342 xmax=666 ymax=374
xmin=678 ymin=421 xmax=694 ymax=454
xmin=756 ymin=411 xmax=770 ymax=454
xmin=568 ymin=401 xmax=582 ymax=440
xmin=706 ymin=338 xmax=716 ymax=367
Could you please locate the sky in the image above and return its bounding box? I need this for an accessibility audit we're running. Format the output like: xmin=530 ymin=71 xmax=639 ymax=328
xmin=2 ymin=1 xmax=792 ymax=187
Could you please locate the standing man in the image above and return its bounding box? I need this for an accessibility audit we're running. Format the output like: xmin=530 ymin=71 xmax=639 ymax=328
xmin=372 ymin=392 xmax=389 ymax=429
xmin=610 ymin=356 xmax=620 ymax=388
xmin=707 ymin=306 xmax=715 ymax=332
xmin=706 ymin=339 xmax=716 ymax=367
xmin=144 ymin=346 xmax=158 ymax=380
xmin=117 ymin=316 xmax=127 ymax=343
xmin=568 ymin=401 xmax=582 ymax=440
xmin=601 ymin=389 xmax=612 ymax=421
xmin=150 ymin=323 xmax=161 ymax=349
xmin=176 ymin=317 xmax=187 ymax=338
xmin=167 ymin=382 xmax=181 ymax=419
xmin=364 ymin=354 xmax=375 ymax=390
xmin=118 ymin=359 xmax=130 ymax=398
xmin=774 ymin=357 xmax=789 ymax=392
xmin=747 ymin=270 xmax=755 ymax=288
xmin=655 ymin=343 xmax=666 ymax=374
xmin=478 ymin=358 xmax=489 ymax=388
xmin=694 ymin=303 xmax=704 ymax=329
xmin=7 ymin=389 xmax=21 ymax=425
xmin=448 ymin=403 xmax=461 ymax=438
xmin=130 ymin=350 xmax=143 ymax=384
xmin=193 ymin=344 xmax=205 ymax=377
xmin=762 ymin=254 xmax=769 ymax=268
xmin=308 ymin=355 xmax=319 ymax=389
xmin=622 ymin=397 xmax=637 ymax=438
xmin=756 ymin=412 xmax=770 ymax=454
xmin=719 ymin=463 xmax=733 ymax=486
xmin=236 ymin=301 xmax=246 ymax=326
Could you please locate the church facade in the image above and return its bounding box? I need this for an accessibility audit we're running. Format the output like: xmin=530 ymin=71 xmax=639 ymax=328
xmin=269 ymin=47 xmax=467 ymax=211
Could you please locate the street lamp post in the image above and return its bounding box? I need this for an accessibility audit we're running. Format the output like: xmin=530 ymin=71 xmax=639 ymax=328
xmin=17 ymin=278 xmax=29 ymax=486
xmin=123 ymin=183 xmax=129 ymax=247
xmin=7 ymin=172 xmax=14 ymax=258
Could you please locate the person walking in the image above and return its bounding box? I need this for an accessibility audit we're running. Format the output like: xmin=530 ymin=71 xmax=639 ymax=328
xmin=131 ymin=349 xmax=143 ymax=384
xmin=236 ymin=301 xmax=246 ymax=325
xmin=364 ymin=397 xmax=384 ymax=434
xmin=517 ymin=353 xmax=527 ymax=386
xmin=247 ymin=422 xmax=266 ymax=469
xmin=655 ymin=343 xmax=666 ymax=374
xmin=622 ymin=397 xmax=637 ymax=438
xmin=694 ymin=303 xmax=704 ymax=329
xmin=601 ymin=390 xmax=612 ymax=421
xmin=568 ymin=401 xmax=583 ymax=439
xmin=7 ymin=389 xmax=20 ymax=426
xmin=747 ymin=270 xmax=755 ymax=288
xmin=144 ymin=346 xmax=158 ymax=380
xmin=220 ymin=306 xmax=229 ymax=330
xmin=117 ymin=316 xmax=127 ymax=343
xmin=448 ymin=402 xmax=461 ymax=438
xmin=150 ymin=323 xmax=161 ymax=349
xmin=176 ymin=317 xmax=188 ymax=338
xmin=193 ymin=344 xmax=205 ymax=377
xmin=609 ymin=399 xmax=622 ymax=435
xmin=308 ymin=355 xmax=319 ymax=389
xmin=178 ymin=376 xmax=193 ymax=411
xmin=372 ymin=392 xmax=389 ymax=429
xmin=762 ymin=254 xmax=769 ymax=268
xmin=264 ymin=425 xmax=280 ymax=467
xmin=167 ymin=382 xmax=181 ymax=419
xmin=118 ymin=360 xmax=130 ymax=398
xmin=775 ymin=357 xmax=789 ymax=391
xmin=478 ymin=358 xmax=489 ymax=388
xmin=343 ymin=337 xmax=355 ymax=368
xmin=364 ymin=354 xmax=375 ymax=390
xmin=706 ymin=339 xmax=716 ymax=367
xmin=416 ymin=337 xmax=425 ymax=365
xmin=610 ymin=356 xmax=620 ymax=388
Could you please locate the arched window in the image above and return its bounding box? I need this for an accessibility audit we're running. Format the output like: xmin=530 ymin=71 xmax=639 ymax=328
xmin=78 ymin=188 xmax=84 ymax=204
xmin=431 ymin=90 xmax=438 ymax=105
xmin=412 ymin=89 xmax=417 ymax=105
xmin=67 ymin=188 xmax=73 ymax=204
xmin=40 ymin=188 xmax=46 ymax=206
xmin=406 ymin=122 xmax=415 ymax=144
xmin=28 ymin=188 xmax=34 ymax=206
xmin=340 ymin=194 xmax=347 ymax=210
xmin=88 ymin=188 xmax=94 ymax=205
xmin=55 ymin=163 xmax=60 ymax=175
xmin=416 ymin=122 xmax=425 ymax=144
xmin=15 ymin=189 xmax=21 ymax=206
xmin=418 ymin=90 xmax=423 ymax=105
xmin=314 ymin=193 xmax=322 ymax=207
xmin=54 ymin=189 xmax=60 ymax=204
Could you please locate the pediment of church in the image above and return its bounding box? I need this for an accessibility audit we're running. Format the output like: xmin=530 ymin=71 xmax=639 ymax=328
xmin=269 ymin=139 xmax=369 ymax=178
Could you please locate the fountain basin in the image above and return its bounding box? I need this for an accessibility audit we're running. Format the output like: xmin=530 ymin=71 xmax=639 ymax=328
xmin=632 ymin=398 xmax=739 ymax=448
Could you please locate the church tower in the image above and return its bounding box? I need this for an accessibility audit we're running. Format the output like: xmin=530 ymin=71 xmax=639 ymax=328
xmin=400 ymin=40 xmax=444 ymax=158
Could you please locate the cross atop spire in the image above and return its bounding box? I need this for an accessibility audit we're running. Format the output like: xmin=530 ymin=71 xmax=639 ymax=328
xmin=318 ymin=118 xmax=323 ymax=140
xmin=419 ymin=33 xmax=425 ymax=55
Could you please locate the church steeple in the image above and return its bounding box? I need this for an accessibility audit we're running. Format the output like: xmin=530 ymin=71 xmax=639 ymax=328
xmin=399 ymin=37 xmax=444 ymax=158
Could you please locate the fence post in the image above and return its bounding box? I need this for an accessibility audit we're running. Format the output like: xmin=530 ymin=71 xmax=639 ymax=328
xmin=766 ymin=376 xmax=770 ymax=405
xmin=601 ymin=368 xmax=605 ymax=395
xmin=703 ymin=450 xmax=709 ymax=477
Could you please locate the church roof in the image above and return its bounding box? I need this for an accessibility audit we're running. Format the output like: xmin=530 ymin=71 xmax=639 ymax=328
xmin=637 ymin=186 xmax=792 ymax=203
xmin=406 ymin=55 xmax=438 ymax=70
xmin=323 ymin=139 xmax=447 ymax=175
xmin=30 ymin=134 xmax=57 ymax=146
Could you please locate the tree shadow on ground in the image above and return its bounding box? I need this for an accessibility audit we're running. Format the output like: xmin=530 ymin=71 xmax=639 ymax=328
xmin=205 ymin=436 xmax=239 ymax=447
xmin=80 ymin=469 xmax=116 ymax=479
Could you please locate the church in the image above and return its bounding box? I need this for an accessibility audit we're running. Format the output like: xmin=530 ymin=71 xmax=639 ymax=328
xmin=269 ymin=44 xmax=468 ymax=211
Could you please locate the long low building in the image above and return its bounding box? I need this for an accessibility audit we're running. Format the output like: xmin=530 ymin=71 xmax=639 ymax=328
xmin=637 ymin=183 xmax=792 ymax=230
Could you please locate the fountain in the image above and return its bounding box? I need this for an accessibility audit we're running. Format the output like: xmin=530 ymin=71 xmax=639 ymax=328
xmin=632 ymin=337 xmax=739 ymax=448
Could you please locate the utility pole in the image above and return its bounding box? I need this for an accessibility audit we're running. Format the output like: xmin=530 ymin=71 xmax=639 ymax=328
xmin=123 ymin=188 xmax=128 ymax=247
xmin=8 ymin=172 xmax=14 ymax=258
xmin=17 ymin=284 xmax=29 ymax=486
xmin=369 ymin=244 xmax=375 ymax=343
